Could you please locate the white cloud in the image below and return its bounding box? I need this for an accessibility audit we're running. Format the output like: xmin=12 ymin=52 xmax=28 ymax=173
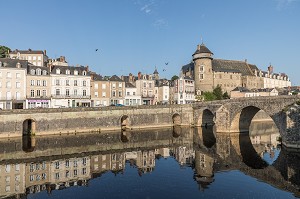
xmin=139 ymin=0 xmax=155 ymax=14
xmin=275 ymin=0 xmax=299 ymax=10
xmin=153 ymin=18 xmax=168 ymax=29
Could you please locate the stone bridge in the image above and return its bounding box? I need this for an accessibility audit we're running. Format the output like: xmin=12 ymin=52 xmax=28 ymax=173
xmin=0 ymin=95 xmax=299 ymax=144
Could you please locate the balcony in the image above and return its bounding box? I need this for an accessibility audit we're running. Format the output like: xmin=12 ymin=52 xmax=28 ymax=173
xmin=51 ymin=95 xmax=91 ymax=99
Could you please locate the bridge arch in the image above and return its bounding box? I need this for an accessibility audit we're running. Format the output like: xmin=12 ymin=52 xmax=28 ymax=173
xmin=23 ymin=119 xmax=36 ymax=135
xmin=121 ymin=115 xmax=129 ymax=130
xmin=230 ymin=106 xmax=264 ymax=133
xmin=172 ymin=113 xmax=181 ymax=126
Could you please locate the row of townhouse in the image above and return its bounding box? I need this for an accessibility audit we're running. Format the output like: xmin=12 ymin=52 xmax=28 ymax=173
xmin=1 ymin=48 xmax=197 ymax=109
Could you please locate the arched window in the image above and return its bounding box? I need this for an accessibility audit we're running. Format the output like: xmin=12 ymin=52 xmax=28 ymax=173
xmin=82 ymin=71 xmax=86 ymax=75
xmin=30 ymin=69 xmax=35 ymax=75
xmin=36 ymin=68 xmax=41 ymax=75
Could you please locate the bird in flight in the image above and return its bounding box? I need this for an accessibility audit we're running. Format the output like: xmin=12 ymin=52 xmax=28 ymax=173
xmin=163 ymin=69 xmax=166 ymax=71
xmin=165 ymin=62 xmax=168 ymax=65
xmin=95 ymin=49 xmax=99 ymax=52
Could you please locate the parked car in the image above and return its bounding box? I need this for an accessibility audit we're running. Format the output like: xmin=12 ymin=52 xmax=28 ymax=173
xmin=115 ymin=104 xmax=124 ymax=107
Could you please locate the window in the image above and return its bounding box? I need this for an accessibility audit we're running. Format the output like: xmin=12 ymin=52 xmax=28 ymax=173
xmin=102 ymin=92 xmax=106 ymax=97
xmin=15 ymin=164 xmax=20 ymax=171
xmin=82 ymin=71 xmax=86 ymax=75
xmin=83 ymin=90 xmax=87 ymax=96
xmin=33 ymin=56 xmax=36 ymax=60
xmin=28 ymin=56 xmax=32 ymax=60
xmin=42 ymin=90 xmax=46 ymax=97
xmin=82 ymin=158 xmax=87 ymax=166
xmin=66 ymin=170 xmax=70 ymax=178
xmin=38 ymin=56 xmax=41 ymax=60
xmin=66 ymin=70 xmax=70 ymax=75
xmin=74 ymin=80 xmax=78 ymax=86
xmin=30 ymin=69 xmax=35 ymax=75
xmin=16 ymin=82 xmax=21 ymax=88
xmin=30 ymin=175 xmax=34 ymax=182
xmin=200 ymin=74 xmax=204 ymax=79
xmin=5 ymin=165 xmax=11 ymax=172
xmin=74 ymin=160 xmax=78 ymax=167
xmin=127 ymin=92 xmax=130 ymax=96
xmin=65 ymin=160 xmax=70 ymax=168
xmin=55 ymin=161 xmax=60 ymax=169
xmin=83 ymin=80 xmax=86 ymax=86
xmin=94 ymin=83 xmax=98 ymax=89
xmin=55 ymin=172 xmax=60 ymax=180
xmin=56 ymin=89 xmax=60 ymax=96
xmin=102 ymin=84 xmax=106 ymax=89
xmin=42 ymin=173 xmax=47 ymax=180
xmin=66 ymin=89 xmax=70 ymax=96
xmin=36 ymin=90 xmax=41 ymax=96
xmin=112 ymin=91 xmax=116 ymax=97
xmin=112 ymin=83 xmax=116 ymax=89
xmin=200 ymin=65 xmax=204 ymax=72
xmin=133 ymin=92 xmax=136 ymax=95
xmin=56 ymin=69 xmax=60 ymax=74
xmin=143 ymin=82 xmax=146 ymax=88
xmin=119 ymin=83 xmax=122 ymax=88
xmin=43 ymin=70 xmax=47 ymax=75
xmin=6 ymin=81 xmax=11 ymax=88
xmin=95 ymin=92 xmax=98 ymax=97
xmin=74 ymin=169 xmax=78 ymax=176
xmin=7 ymin=72 xmax=11 ymax=78
xmin=55 ymin=79 xmax=60 ymax=85
xmin=74 ymin=89 xmax=77 ymax=95
xmin=30 ymin=80 xmax=34 ymax=86
xmin=36 ymin=69 xmax=41 ymax=75
xmin=37 ymin=80 xmax=41 ymax=86
xmin=16 ymin=73 xmax=21 ymax=79
xmin=74 ymin=70 xmax=78 ymax=75
xmin=66 ymin=80 xmax=70 ymax=86
xmin=118 ymin=91 xmax=122 ymax=97
xmin=82 ymin=168 xmax=87 ymax=175
xmin=42 ymin=80 xmax=47 ymax=86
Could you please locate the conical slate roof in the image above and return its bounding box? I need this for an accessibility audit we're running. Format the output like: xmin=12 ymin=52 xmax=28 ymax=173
xmin=193 ymin=43 xmax=213 ymax=55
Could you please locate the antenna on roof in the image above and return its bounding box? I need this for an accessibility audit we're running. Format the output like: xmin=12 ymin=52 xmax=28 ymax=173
xmin=200 ymin=35 xmax=203 ymax=44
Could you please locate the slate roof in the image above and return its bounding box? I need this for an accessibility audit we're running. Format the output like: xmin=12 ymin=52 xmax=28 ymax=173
xmin=110 ymin=75 xmax=124 ymax=82
xmin=51 ymin=65 xmax=89 ymax=76
xmin=153 ymin=68 xmax=159 ymax=74
xmin=125 ymin=82 xmax=135 ymax=88
xmin=92 ymin=73 xmax=106 ymax=81
xmin=231 ymin=87 xmax=251 ymax=92
xmin=27 ymin=64 xmax=50 ymax=75
xmin=212 ymin=59 xmax=257 ymax=76
xmin=193 ymin=43 xmax=213 ymax=55
xmin=0 ymin=58 xmax=28 ymax=68
xmin=181 ymin=62 xmax=194 ymax=74
xmin=10 ymin=49 xmax=44 ymax=54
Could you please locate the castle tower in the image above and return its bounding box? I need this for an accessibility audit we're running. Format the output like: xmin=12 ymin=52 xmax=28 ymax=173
xmin=192 ymin=43 xmax=214 ymax=95
xmin=153 ymin=67 xmax=159 ymax=80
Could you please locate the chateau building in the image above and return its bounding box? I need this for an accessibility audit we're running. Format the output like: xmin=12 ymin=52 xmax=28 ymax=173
xmin=9 ymin=49 xmax=48 ymax=67
xmin=182 ymin=43 xmax=291 ymax=94
xmin=0 ymin=58 xmax=27 ymax=109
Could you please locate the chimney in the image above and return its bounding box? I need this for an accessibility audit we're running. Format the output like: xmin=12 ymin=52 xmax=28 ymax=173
xmin=60 ymin=56 xmax=65 ymax=62
xmin=138 ymin=72 xmax=142 ymax=80
xmin=44 ymin=50 xmax=47 ymax=55
xmin=86 ymin=65 xmax=89 ymax=71
xmin=197 ymin=44 xmax=200 ymax=50
xmin=268 ymin=64 xmax=273 ymax=74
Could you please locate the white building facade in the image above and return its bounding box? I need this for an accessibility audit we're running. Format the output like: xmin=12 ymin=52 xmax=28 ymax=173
xmin=174 ymin=76 xmax=195 ymax=104
xmin=124 ymin=82 xmax=142 ymax=106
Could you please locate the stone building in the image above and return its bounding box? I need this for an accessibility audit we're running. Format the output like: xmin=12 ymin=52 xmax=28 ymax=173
xmin=90 ymin=73 xmax=110 ymax=107
xmin=9 ymin=49 xmax=48 ymax=67
xmin=50 ymin=65 xmax=91 ymax=108
xmin=182 ymin=43 xmax=291 ymax=94
xmin=109 ymin=75 xmax=125 ymax=105
xmin=26 ymin=65 xmax=51 ymax=108
xmin=0 ymin=58 xmax=27 ymax=109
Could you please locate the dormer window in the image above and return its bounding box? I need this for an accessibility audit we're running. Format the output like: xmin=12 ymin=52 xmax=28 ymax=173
xmin=66 ymin=69 xmax=70 ymax=75
xmin=36 ymin=68 xmax=41 ymax=75
xmin=16 ymin=62 xmax=21 ymax=68
xmin=82 ymin=71 xmax=86 ymax=76
xmin=30 ymin=69 xmax=35 ymax=75
xmin=74 ymin=70 xmax=78 ymax=75
xmin=143 ymin=75 xmax=146 ymax=80
xmin=43 ymin=70 xmax=47 ymax=75
xmin=56 ymin=69 xmax=60 ymax=74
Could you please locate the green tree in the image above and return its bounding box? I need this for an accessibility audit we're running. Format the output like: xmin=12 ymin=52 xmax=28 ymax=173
xmin=223 ymin=91 xmax=230 ymax=99
xmin=203 ymin=91 xmax=216 ymax=101
xmin=171 ymin=75 xmax=179 ymax=81
xmin=0 ymin=45 xmax=11 ymax=58
xmin=213 ymin=85 xmax=223 ymax=100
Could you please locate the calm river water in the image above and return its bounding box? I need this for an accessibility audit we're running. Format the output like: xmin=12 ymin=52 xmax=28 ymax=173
xmin=0 ymin=120 xmax=299 ymax=199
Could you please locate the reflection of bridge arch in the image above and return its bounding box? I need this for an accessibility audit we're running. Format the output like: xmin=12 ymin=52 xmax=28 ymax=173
xmin=198 ymin=109 xmax=215 ymax=127
xmin=172 ymin=113 xmax=181 ymax=126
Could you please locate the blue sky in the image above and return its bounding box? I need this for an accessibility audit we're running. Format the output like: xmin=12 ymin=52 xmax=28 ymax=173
xmin=1 ymin=0 xmax=300 ymax=85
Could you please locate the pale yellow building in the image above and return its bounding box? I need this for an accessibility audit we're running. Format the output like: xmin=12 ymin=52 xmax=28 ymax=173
xmin=90 ymin=73 xmax=110 ymax=107
xmin=9 ymin=49 xmax=48 ymax=67
xmin=0 ymin=58 xmax=27 ymax=109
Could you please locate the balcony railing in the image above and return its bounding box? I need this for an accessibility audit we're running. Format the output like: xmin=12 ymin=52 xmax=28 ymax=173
xmin=51 ymin=95 xmax=91 ymax=99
